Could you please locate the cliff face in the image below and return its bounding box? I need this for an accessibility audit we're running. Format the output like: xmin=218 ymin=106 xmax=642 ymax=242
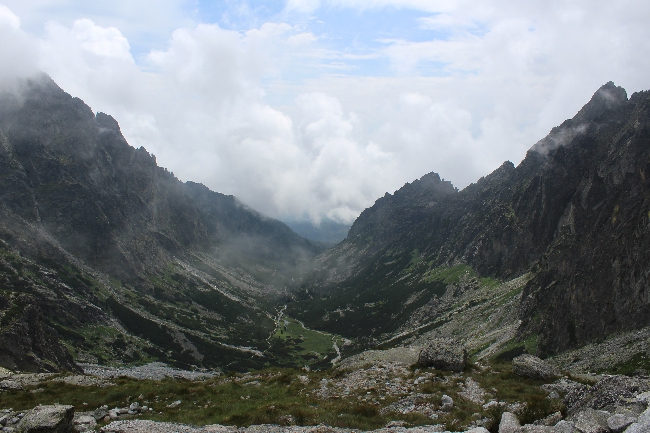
xmin=0 ymin=75 xmax=319 ymax=371
xmin=2 ymin=75 xmax=648 ymax=369
xmin=0 ymin=75 xmax=317 ymax=282
xmin=519 ymin=85 xmax=650 ymax=355
xmin=291 ymin=82 xmax=650 ymax=356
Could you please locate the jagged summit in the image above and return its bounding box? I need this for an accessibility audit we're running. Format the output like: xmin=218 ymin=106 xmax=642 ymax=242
xmin=2 ymin=77 xmax=650 ymax=374
xmin=291 ymin=81 xmax=650 ymax=357
xmin=0 ymin=75 xmax=321 ymax=372
xmin=530 ymin=81 xmax=628 ymax=156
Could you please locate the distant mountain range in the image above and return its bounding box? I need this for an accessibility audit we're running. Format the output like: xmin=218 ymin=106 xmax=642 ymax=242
xmin=289 ymin=81 xmax=650 ymax=358
xmin=283 ymin=219 xmax=351 ymax=247
xmin=1 ymin=76 xmax=649 ymax=373
xmin=0 ymin=74 xmax=320 ymax=372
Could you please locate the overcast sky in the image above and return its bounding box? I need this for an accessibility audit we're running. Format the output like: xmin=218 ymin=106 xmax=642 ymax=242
xmin=1 ymin=1 xmax=649 ymax=224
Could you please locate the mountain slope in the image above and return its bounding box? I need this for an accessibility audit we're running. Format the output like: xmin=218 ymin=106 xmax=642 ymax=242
xmin=0 ymin=74 xmax=320 ymax=372
xmin=290 ymin=82 xmax=650 ymax=359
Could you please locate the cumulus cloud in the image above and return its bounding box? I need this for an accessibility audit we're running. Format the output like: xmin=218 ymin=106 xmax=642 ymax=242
xmin=1 ymin=1 xmax=650 ymax=225
xmin=0 ymin=5 xmax=38 ymax=87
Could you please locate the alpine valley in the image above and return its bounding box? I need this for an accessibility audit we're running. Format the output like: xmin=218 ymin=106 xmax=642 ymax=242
xmin=1 ymin=75 xmax=650 ymax=433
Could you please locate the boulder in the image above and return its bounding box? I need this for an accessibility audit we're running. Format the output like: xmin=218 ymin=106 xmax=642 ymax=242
xmin=638 ymin=407 xmax=650 ymax=425
xmin=418 ymin=338 xmax=467 ymax=371
xmin=498 ymin=412 xmax=520 ymax=433
xmin=608 ymin=414 xmax=636 ymax=433
xmin=565 ymin=375 xmax=650 ymax=415
xmin=72 ymin=415 xmax=96 ymax=432
xmin=90 ymin=406 xmax=108 ymax=421
xmin=16 ymin=404 xmax=74 ymax=433
xmin=511 ymin=355 xmax=558 ymax=380
xmin=533 ymin=411 xmax=563 ymax=426
xmin=624 ymin=423 xmax=650 ymax=433
xmin=569 ymin=408 xmax=610 ymax=433
xmin=554 ymin=420 xmax=576 ymax=433
xmin=635 ymin=391 xmax=650 ymax=404
xmin=441 ymin=394 xmax=454 ymax=411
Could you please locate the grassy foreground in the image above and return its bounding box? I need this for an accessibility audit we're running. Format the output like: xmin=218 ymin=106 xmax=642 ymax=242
xmin=0 ymin=360 xmax=563 ymax=432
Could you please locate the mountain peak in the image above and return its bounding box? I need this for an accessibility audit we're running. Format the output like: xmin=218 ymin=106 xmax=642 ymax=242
xmin=572 ymin=81 xmax=627 ymax=125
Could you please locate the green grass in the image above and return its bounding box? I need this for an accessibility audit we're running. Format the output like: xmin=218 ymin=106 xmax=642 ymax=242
xmin=0 ymin=356 xmax=569 ymax=431
xmin=0 ymin=370 xmax=430 ymax=430
xmin=475 ymin=360 xmax=563 ymax=420
xmin=421 ymin=264 xmax=476 ymax=284
xmin=267 ymin=317 xmax=342 ymax=369
xmin=605 ymin=352 xmax=650 ymax=375
xmin=494 ymin=334 xmax=539 ymax=361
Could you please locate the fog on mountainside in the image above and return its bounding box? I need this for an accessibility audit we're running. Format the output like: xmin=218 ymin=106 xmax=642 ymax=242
xmin=282 ymin=219 xmax=351 ymax=247
xmin=1 ymin=76 xmax=650 ymax=382
xmin=0 ymin=74 xmax=324 ymax=372
xmin=290 ymin=81 xmax=650 ymax=359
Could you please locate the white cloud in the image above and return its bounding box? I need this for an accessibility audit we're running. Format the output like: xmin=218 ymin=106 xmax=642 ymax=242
xmin=0 ymin=4 xmax=19 ymax=28
xmin=1 ymin=1 xmax=650 ymax=225
xmin=284 ymin=0 xmax=322 ymax=14
xmin=0 ymin=5 xmax=38 ymax=87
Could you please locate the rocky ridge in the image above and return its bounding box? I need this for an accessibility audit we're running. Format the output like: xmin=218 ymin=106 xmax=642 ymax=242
xmin=0 ymin=74 xmax=323 ymax=372
xmin=291 ymin=82 xmax=650 ymax=361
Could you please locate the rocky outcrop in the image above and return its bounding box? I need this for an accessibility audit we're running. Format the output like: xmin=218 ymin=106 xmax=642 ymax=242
xmin=496 ymin=378 xmax=650 ymax=433
xmin=16 ymin=404 xmax=74 ymax=433
xmin=512 ymin=355 xmax=559 ymax=381
xmin=295 ymin=82 xmax=650 ymax=357
xmin=0 ymin=292 xmax=81 ymax=373
xmin=0 ymin=74 xmax=321 ymax=371
xmin=564 ymin=375 xmax=650 ymax=416
xmin=418 ymin=338 xmax=467 ymax=371
xmin=499 ymin=412 xmax=521 ymax=433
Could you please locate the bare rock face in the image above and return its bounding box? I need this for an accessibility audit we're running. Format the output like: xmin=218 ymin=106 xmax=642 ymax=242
xmin=568 ymin=408 xmax=610 ymax=433
xmin=418 ymin=338 xmax=467 ymax=371
xmin=564 ymin=375 xmax=650 ymax=416
xmin=511 ymin=354 xmax=558 ymax=380
xmin=607 ymin=414 xmax=636 ymax=433
xmin=16 ymin=404 xmax=74 ymax=433
xmin=0 ymin=293 xmax=81 ymax=373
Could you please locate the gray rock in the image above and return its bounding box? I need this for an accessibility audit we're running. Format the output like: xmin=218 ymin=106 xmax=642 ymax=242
xmin=73 ymin=415 xmax=96 ymax=432
xmin=499 ymin=412 xmax=520 ymax=433
xmin=441 ymin=394 xmax=453 ymax=411
xmin=90 ymin=406 xmax=108 ymax=421
xmin=623 ymin=424 xmax=648 ymax=433
xmin=15 ymin=405 xmax=74 ymax=433
xmin=533 ymin=412 xmax=563 ymax=426
xmin=635 ymin=392 xmax=650 ymax=404
xmin=607 ymin=414 xmax=636 ymax=433
xmin=566 ymin=375 xmax=650 ymax=416
xmin=570 ymin=408 xmax=610 ymax=433
xmin=0 ymin=381 xmax=23 ymax=391
xmin=614 ymin=406 xmax=645 ymax=419
xmin=418 ymin=338 xmax=467 ymax=372
xmin=167 ymin=400 xmax=181 ymax=409
xmin=554 ymin=420 xmax=577 ymax=433
xmin=639 ymin=407 xmax=650 ymax=425
xmin=512 ymin=355 xmax=558 ymax=380
xmin=542 ymin=379 xmax=587 ymax=398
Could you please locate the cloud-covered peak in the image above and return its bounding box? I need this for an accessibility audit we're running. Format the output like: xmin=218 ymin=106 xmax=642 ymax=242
xmin=1 ymin=1 xmax=649 ymax=224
